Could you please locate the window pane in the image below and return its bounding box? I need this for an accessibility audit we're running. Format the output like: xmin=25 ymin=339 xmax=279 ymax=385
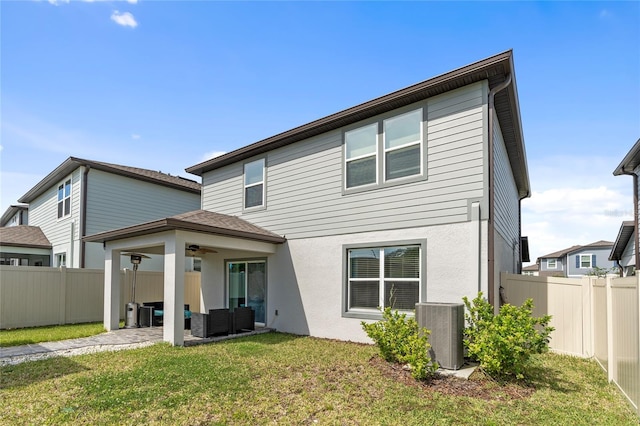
xmin=384 ymin=246 xmax=419 ymax=278
xmin=384 ymin=109 xmax=421 ymax=149
xmin=64 ymin=199 xmax=71 ymax=216
xmin=386 ymin=144 xmax=420 ymax=180
xmin=346 ymin=156 xmax=376 ymax=188
xmin=245 ymin=184 xmax=263 ymax=208
xmin=384 ymin=281 xmax=419 ymax=310
xmin=350 ymin=249 xmax=380 ymax=278
xmin=345 ymin=124 xmax=377 ymax=159
xmin=244 ymin=160 xmax=264 ymax=185
xmin=64 ymin=180 xmax=71 ymax=197
xmin=57 ymin=202 xmax=63 ymax=218
xmin=58 ymin=185 xmax=64 ymax=202
xmin=350 ymin=281 xmax=379 ymax=309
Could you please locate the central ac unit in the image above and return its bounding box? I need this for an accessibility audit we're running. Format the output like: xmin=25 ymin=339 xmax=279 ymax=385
xmin=415 ymin=302 xmax=464 ymax=370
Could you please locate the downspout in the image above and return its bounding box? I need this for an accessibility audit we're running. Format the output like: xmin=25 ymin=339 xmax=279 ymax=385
xmin=618 ymin=171 xmax=639 ymax=273
xmin=80 ymin=165 xmax=90 ymax=268
xmin=487 ymin=73 xmax=512 ymax=311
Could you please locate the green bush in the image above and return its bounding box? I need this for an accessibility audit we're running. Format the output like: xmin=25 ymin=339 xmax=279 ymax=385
xmin=462 ymin=292 xmax=554 ymax=379
xmin=361 ymin=307 xmax=438 ymax=380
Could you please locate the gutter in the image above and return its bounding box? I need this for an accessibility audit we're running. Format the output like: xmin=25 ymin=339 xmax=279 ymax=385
xmin=80 ymin=165 xmax=90 ymax=268
xmin=487 ymin=73 xmax=512 ymax=311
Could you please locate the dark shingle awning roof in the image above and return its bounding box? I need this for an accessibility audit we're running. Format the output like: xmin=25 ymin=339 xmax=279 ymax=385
xmin=83 ymin=210 xmax=286 ymax=245
xmin=0 ymin=226 xmax=52 ymax=249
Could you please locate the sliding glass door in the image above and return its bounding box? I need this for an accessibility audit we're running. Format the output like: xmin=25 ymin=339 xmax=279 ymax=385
xmin=227 ymin=260 xmax=266 ymax=324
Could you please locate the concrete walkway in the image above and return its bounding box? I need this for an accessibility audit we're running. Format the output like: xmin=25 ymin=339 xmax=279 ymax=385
xmin=0 ymin=327 xmax=273 ymax=366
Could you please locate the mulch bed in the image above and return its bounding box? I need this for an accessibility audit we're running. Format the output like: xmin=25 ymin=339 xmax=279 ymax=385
xmin=369 ymin=355 xmax=535 ymax=401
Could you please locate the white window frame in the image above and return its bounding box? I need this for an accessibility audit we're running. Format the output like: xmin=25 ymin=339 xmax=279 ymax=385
xmin=344 ymin=123 xmax=379 ymax=189
xmin=343 ymin=107 xmax=425 ymax=192
xmin=580 ymin=254 xmax=592 ymax=269
xmin=55 ymin=253 xmax=67 ymax=267
xmin=243 ymin=158 xmax=265 ymax=210
xmin=343 ymin=241 xmax=424 ymax=319
xmin=546 ymin=259 xmax=557 ymax=269
xmin=383 ymin=109 xmax=423 ymax=182
xmin=57 ymin=177 xmax=72 ymax=219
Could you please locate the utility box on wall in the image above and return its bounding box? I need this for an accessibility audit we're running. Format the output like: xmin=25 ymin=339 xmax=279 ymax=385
xmin=415 ymin=302 xmax=464 ymax=370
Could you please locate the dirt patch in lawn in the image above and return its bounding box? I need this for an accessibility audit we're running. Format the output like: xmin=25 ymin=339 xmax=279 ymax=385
xmin=369 ymin=356 xmax=535 ymax=401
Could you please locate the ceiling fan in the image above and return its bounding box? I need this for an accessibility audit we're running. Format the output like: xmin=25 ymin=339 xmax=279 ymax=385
xmin=185 ymin=244 xmax=218 ymax=257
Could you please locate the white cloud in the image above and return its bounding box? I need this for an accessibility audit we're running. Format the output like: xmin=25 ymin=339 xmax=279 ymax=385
xmin=599 ymin=9 xmax=613 ymax=19
xmin=131 ymin=134 xmax=141 ymax=140
xmin=200 ymin=151 xmax=227 ymax=163
xmin=110 ymin=10 xmax=138 ymax=28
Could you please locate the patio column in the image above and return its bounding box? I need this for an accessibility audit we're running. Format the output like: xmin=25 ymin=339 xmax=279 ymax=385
xmin=104 ymin=246 xmax=121 ymax=331
xmin=164 ymin=232 xmax=186 ymax=346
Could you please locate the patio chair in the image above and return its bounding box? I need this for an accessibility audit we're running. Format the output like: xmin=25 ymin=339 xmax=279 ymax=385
xmin=232 ymin=306 xmax=255 ymax=334
xmin=208 ymin=309 xmax=232 ymax=336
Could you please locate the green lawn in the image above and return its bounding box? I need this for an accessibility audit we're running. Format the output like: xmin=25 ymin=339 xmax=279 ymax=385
xmin=0 ymin=333 xmax=636 ymax=425
xmin=0 ymin=322 xmax=108 ymax=347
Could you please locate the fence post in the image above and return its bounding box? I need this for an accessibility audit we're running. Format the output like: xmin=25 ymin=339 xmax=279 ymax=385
xmin=59 ymin=266 xmax=67 ymax=325
xmin=605 ymin=275 xmax=615 ymax=382
xmin=582 ymin=276 xmax=593 ymax=357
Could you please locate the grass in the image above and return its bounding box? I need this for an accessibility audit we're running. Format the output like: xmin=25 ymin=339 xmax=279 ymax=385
xmin=0 ymin=332 xmax=637 ymax=425
xmin=0 ymin=322 xmax=109 ymax=347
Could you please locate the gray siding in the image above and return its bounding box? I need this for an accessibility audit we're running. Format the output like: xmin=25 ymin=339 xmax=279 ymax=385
xmin=540 ymin=257 xmax=565 ymax=273
xmin=28 ymin=169 xmax=82 ymax=266
xmin=620 ymin=236 xmax=635 ymax=268
xmin=493 ymin=112 xmax=520 ymax=274
xmin=85 ymin=169 xmax=201 ymax=235
xmin=567 ymin=247 xmax=616 ymax=276
xmin=202 ymin=81 xmax=488 ymax=239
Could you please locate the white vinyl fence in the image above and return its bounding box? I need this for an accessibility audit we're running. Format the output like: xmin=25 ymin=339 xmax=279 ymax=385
xmin=0 ymin=266 xmax=201 ymax=330
xmin=502 ymin=272 xmax=639 ymax=416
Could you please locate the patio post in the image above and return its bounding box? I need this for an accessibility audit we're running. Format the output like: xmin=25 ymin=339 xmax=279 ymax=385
xmin=104 ymin=245 xmax=121 ymax=331
xmin=164 ymin=232 xmax=186 ymax=346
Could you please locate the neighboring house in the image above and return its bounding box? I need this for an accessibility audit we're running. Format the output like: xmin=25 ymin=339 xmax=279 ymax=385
xmin=0 ymin=204 xmax=29 ymax=227
xmin=522 ymin=263 xmax=539 ymax=276
xmin=610 ymin=138 xmax=640 ymax=276
xmin=16 ymin=157 xmax=201 ymax=270
xmin=87 ymin=50 xmax=531 ymax=346
xmin=0 ymin=226 xmax=52 ymax=266
xmin=537 ymin=240 xmax=616 ymax=277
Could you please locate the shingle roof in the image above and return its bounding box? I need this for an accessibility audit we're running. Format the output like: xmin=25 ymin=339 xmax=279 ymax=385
xmin=18 ymin=157 xmax=200 ymax=203
xmin=83 ymin=210 xmax=285 ymax=244
xmin=0 ymin=226 xmax=51 ymax=249
xmin=613 ymin=138 xmax=640 ymax=176
xmin=540 ymin=240 xmax=614 ymax=259
xmin=522 ymin=264 xmax=539 ymax=271
xmin=185 ymin=50 xmax=530 ymax=199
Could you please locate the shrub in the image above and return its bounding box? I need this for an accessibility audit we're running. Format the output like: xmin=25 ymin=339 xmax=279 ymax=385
xmin=362 ymin=307 xmax=438 ymax=380
xmin=462 ymin=292 xmax=554 ymax=379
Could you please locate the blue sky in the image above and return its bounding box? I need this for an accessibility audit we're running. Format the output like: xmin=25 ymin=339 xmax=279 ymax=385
xmin=1 ymin=1 xmax=639 ymax=263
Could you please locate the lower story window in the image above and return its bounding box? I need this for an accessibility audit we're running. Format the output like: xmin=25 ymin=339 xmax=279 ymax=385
xmin=347 ymin=245 xmax=420 ymax=312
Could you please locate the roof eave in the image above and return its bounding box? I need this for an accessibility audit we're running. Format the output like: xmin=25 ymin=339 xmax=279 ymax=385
xmin=186 ymin=50 xmax=530 ymax=198
xmin=83 ymin=218 xmax=286 ymax=245
xmin=613 ymin=138 xmax=640 ymax=176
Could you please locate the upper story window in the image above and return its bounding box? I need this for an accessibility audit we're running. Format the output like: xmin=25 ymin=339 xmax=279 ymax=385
xmin=344 ymin=108 xmax=424 ymax=191
xmin=57 ymin=178 xmax=71 ymax=219
xmin=244 ymin=159 xmax=265 ymax=209
xmin=546 ymin=259 xmax=557 ymax=269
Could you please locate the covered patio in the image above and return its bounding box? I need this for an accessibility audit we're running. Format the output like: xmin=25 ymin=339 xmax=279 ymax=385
xmin=84 ymin=210 xmax=286 ymax=346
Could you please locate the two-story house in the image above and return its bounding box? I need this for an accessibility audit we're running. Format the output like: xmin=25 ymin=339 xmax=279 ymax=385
xmin=16 ymin=157 xmax=201 ymax=270
xmin=537 ymin=240 xmax=616 ymax=277
xmin=87 ymin=50 xmax=531 ymax=346
xmin=0 ymin=204 xmax=29 ymax=227
xmin=610 ymin=138 xmax=640 ymax=276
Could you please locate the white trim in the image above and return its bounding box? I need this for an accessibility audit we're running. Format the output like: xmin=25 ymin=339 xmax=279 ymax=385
xmin=57 ymin=177 xmax=72 ymax=220
xmin=243 ymin=158 xmax=266 ymax=210
xmin=579 ymin=253 xmax=593 ymax=269
xmin=547 ymin=258 xmax=557 ymax=269
xmin=382 ymin=108 xmax=423 ymax=182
